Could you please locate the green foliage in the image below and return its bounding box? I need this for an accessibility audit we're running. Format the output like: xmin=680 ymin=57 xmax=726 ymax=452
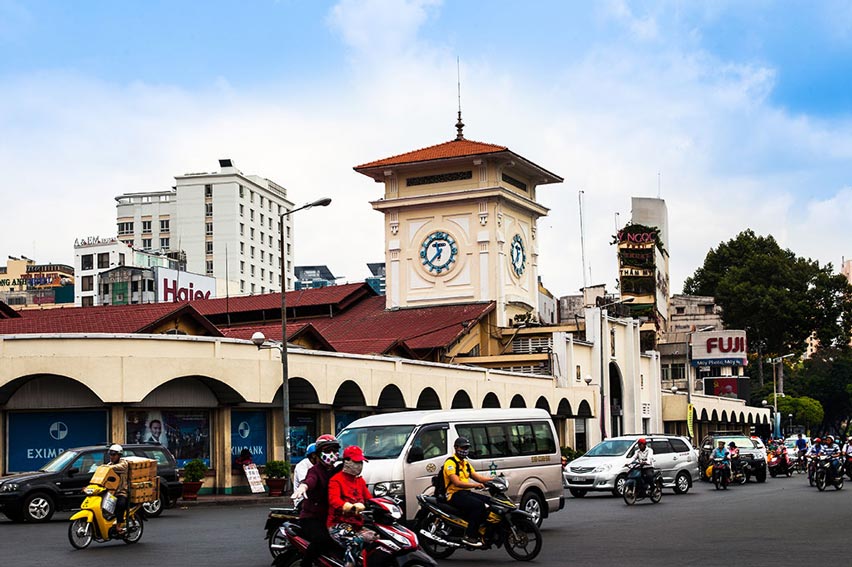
xmin=683 ymin=229 xmax=852 ymax=357
xmin=264 ymin=460 xmax=290 ymax=479
xmin=775 ymin=395 xmax=824 ymax=428
xmin=560 ymin=446 xmax=583 ymax=461
xmin=182 ymin=459 xmax=208 ymax=482
xmin=793 ymin=348 xmax=852 ymax=430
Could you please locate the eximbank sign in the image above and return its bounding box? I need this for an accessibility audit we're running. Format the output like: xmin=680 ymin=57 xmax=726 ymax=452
xmin=691 ymin=330 xmax=748 ymax=367
xmin=155 ymin=267 xmax=216 ymax=302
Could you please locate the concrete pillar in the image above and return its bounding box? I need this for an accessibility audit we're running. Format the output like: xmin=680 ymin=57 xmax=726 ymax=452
xmin=213 ymin=407 xmax=232 ymax=494
xmin=110 ymin=406 xmax=125 ymax=444
xmin=0 ymin=409 xmax=5 ymax=475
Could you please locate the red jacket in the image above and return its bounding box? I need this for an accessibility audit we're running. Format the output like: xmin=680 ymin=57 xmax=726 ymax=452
xmin=327 ymin=471 xmax=371 ymax=527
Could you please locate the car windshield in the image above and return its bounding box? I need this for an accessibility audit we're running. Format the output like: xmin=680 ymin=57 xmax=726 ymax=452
xmin=711 ymin=437 xmax=751 ymax=450
xmin=584 ymin=439 xmax=635 ymax=457
xmin=40 ymin=450 xmax=80 ymax=472
xmin=337 ymin=425 xmax=415 ymax=459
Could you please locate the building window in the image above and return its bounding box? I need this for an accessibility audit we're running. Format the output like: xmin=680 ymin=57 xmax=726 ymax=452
xmin=205 ymin=184 xmax=213 ymax=197
xmin=239 ymin=223 xmax=244 ymax=236
xmin=82 ymin=296 xmax=94 ymax=307
xmin=206 ymin=222 xmax=213 ymax=235
xmin=704 ymin=305 xmax=714 ymax=314
xmin=261 ymin=268 xmax=265 ymax=279
xmin=251 ymin=283 xmax=256 ymax=294
xmin=240 ymin=280 xmax=245 ymax=293
xmin=240 ymin=242 xmax=244 ymax=254
xmin=81 ymin=254 xmax=94 ymax=271
xmin=268 ymin=218 xmax=273 ymax=230
xmin=117 ymin=222 xmax=133 ymax=235
xmin=206 ymin=260 xmax=213 ymax=275
xmin=610 ymin=328 xmax=616 ymax=357
xmin=261 ymin=286 xmax=265 ymax=294
xmin=260 ymin=250 xmax=265 ymax=262
xmin=250 ymin=191 xmax=254 ymax=203
xmin=250 ymin=209 xmax=255 ymax=221
xmin=205 ymin=202 xmax=213 ymax=216
xmin=576 ymin=365 xmax=582 ymax=382
xmin=260 ymin=231 xmax=265 ymax=243
xmin=97 ymin=252 xmax=109 ymax=269
xmin=81 ymin=275 xmax=94 ymax=291
xmin=101 ymin=283 xmax=110 ymax=295
xmin=142 ymin=238 xmax=152 ymax=250
xmin=160 ymin=219 xmax=170 ymax=232
xmin=250 ymin=246 xmax=255 ymax=258
xmin=260 ymin=213 xmax=264 ymax=225
xmin=206 ymin=241 xmax=213 ymax=254
xmin=286 ymin=226 xmax=290 ymax=238
xmin=239 ymin=185 xmax=244 ymax=198
xmin=260 ymin=195 xmax=264 ymax=207
xmin=250 ymin=228 xmax=255 ymax=240
xmin=160 ymin=238 xmax=170 ymax=249
xmin=269 ymin=272 xmax=274 ymax=283
xmin=251 ymin=265 xmax=256 ymax=276
xmin=240 ymin=261 xmax=245 ymax=273
xmin=240 ymin=204 xmax=244 ymax=216
xmin=287 ymin=243 xmax=291 ymax=255
xmin=118 ymin=253 xmax=125 ymax=266
xmin=269 ymin=235 xmax=273 ymax=247
xmin=675 ymin=306 xmax=685 ymax=315
xmin=142 ymin=220 xmax=152 ymax=233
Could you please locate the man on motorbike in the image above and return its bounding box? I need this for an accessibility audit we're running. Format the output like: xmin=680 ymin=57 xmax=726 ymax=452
xmin=291 ymin=434 xmax=339 ymax=567
xmin=631 ymin=438 xmax=655 ymax=493
xmin=293 ymin=443 xmax=319 ymax=506
xmin=712 ymin=440 xmax=731 ymax=487
xmin=795 ymin=433 xmax=808 ymax=464
xmin=822 ymin=436 xmax=842 ymax=477
xmin=443 ymin=436 xmax=493 ymax=549
xmin=105 ymin=444 xmax=129 ymax=533
xmin=327 ymin=445 xmax=376 ymax=567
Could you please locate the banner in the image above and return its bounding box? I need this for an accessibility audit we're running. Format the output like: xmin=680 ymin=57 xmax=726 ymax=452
xmin=687 ymin=403 xmax=694 ymax=439
xmin=231 ymin=410 xmax=268 ymax=466
xmin=126 ymin=409 xmax=210 ymax=467
xmin=243 ymin=463 xmax=266 ymax=494
xmin=7 ymin=410 xmax=108 ymax=472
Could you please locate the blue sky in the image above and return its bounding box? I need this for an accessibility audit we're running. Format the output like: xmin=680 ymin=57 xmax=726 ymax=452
xmin=2 ymin=0 xmax=852 ymax=295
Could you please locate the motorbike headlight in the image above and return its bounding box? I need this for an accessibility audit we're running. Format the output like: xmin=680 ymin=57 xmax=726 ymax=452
xmin=0 ymin=483 xmax=19 ymax=492
xmin=594 ymin=464 xmax=612 ymax=473
xmin=83 ymin=488 xmax=95 ymax=495
xmin=373 ymin=481 xmax=405 ymax=497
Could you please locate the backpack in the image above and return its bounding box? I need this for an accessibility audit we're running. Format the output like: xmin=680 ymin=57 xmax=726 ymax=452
xmin=431 ymin=456 xmax=471 ymax=501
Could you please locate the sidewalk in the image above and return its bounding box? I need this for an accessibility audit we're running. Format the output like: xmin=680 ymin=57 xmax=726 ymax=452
xmin=178 ymin=494 xmax=294 ymax=507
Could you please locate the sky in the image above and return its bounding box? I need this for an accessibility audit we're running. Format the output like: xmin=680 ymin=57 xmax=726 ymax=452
xmin=2 ymin=0 xmax=852 ymax=297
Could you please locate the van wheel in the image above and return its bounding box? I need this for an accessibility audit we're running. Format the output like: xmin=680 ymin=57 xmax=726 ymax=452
xmin=520 ymin=491 xmax=544 ymax=527
xmin=612 ymin=474 xmax=627 ymax=496
xmin=674 ymin=472 xmax=691 ymax=494
xmin=568 ymin=488 xmax=587 ymax=498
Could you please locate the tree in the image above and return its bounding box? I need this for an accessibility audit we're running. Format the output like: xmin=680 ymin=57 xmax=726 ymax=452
xmin=790 ymin=348 xmax=852 ymax=431
xmin=684 ymin=229 xmax=852 ymax=358
xmin=775 ymin=395 xmax=824 ymax=431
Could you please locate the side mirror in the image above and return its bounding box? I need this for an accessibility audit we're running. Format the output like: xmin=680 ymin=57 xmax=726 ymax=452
xmin=68 ymin=467 xmax=80 ymax=476
xmin=407 ymin=447 xmax=424 ymax=464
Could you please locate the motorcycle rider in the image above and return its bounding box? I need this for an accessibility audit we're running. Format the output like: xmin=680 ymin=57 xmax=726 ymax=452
xmin=822 ymin=435 xmax=842 ymax=478
xmin=105 ymin=444 xmax=129 ymax=533
xmin=289 ymin=434 xmax=340 ymax=567
xmin=728 ymin=442 xmax=741 ymax=475
xmin=795 ymin=433 xmax=809 ymax=467
xmin=631 ymin=438 xmax=655 ymax=493
xmin=443 ymin=436 xmax=493 ymax=548
xmin=711 ymin=440 xmax=731 ymax=487
xmin=327 ymin=445 xmax=377 ymax=567
xmin=293 ymin=443 xmax=319 ymax=506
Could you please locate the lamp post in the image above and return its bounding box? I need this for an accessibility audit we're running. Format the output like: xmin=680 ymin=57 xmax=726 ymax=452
xmin=597 ymin=297 xmax=633 ymax=440
xmin=767 ymin=354 xmax=794 ymax=438
xmin=252 ymin=197 xmax=331 ymax=470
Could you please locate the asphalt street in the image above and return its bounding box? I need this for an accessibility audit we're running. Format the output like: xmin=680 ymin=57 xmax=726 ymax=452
xmin=1 ymin=474 xmax=849 ymax=567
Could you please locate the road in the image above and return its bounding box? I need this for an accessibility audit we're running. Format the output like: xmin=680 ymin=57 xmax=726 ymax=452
xmin=1 ymin=475 xmax=848 ymax=567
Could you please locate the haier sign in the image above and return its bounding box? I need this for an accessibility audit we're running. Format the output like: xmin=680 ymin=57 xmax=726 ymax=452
xmin=155 ymin=267 xmax=216 ymax=302
xmin=7 ymin=411 xmax=109 ymax=472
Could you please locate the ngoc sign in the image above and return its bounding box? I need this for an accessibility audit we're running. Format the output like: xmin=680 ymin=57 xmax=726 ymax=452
xmin=691 ymin=330 xmax=748 ymax=367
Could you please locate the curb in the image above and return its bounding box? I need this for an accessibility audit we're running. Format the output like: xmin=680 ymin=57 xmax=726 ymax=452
xmin=177 ymin=496 xmax=293 ymax=508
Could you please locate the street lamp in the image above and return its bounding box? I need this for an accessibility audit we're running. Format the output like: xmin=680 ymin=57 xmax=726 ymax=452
xmin=252 ymin=196 xmax=331 ymax=470
xmin=597 ymin=297 xmax=633 ymax=439
xmin=788 ymin=413 xmax=793 ymax=435
xmin=767 ymin=354 xmax=794 ymax=437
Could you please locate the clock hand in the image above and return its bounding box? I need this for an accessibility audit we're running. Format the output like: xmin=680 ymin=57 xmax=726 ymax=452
xmin=430 ymin=248 xmax=442 ymax=262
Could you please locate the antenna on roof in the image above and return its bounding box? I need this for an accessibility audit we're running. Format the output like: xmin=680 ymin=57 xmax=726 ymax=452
xmin=455 ymin=57 xmax=465 ymax=141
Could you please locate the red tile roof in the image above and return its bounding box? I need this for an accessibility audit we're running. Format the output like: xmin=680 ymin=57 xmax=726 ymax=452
xmin=190 ymin=283 xmax=370 ymax=315
xmin=354 ymin=139 xmax=508 ymax=170
xmin=0 ymin=302 xmax=220 ymax=336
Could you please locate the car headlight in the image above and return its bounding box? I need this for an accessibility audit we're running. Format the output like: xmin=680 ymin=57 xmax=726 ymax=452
xmin=594 ymin=464 xmax=612 ymax=473
xmin=0 ymin=483 xmax=19 ymax=492
xmin=373 ymin=481 xmax=405 ymax=497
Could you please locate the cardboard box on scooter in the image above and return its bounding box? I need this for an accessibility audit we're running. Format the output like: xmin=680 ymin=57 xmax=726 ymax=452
xmin=124 ymin=456 xmax=157 ymax=483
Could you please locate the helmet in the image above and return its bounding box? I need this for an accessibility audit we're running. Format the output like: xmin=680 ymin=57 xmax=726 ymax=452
xmin=814 ymin=438 xmax=821 ymax=444
xmin=454 ymin=436 xmax=471 ymax=449
xmin=827 ymin=435 xmax=835 ymax=443
xmin=728 ymin=442 xmax=737 ymax=448
xmin=637 ymin=438 xmax=647 ymax=446
xmin=315 ymin=434 xmax=339 ymax=452
xmin=305 ymin=443 xmax=317 ymax=457
xmin=108 ymin=444 xmax=123 ymax=454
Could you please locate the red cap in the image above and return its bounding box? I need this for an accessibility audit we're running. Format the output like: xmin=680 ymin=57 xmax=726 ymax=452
xmin=343 ymin=445 xmax=368 ymax=462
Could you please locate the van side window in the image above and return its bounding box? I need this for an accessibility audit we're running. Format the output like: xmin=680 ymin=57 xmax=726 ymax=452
xmin=510 ymin=424 xmax=537 ymax=455
xmin=650 ymin=440 xmax=673 ymax=454
xmin=670 ymin=439 xmax=690 ymax=453
xmin=457 ymin=425 xmax=505 ymax=459
xmin=531 ymin=422 xmax=556 ymax=454
xmin=411 ymin=428 xmax=447 ymax=459
xmin=486 ymin=425 xmax=510 ymax=457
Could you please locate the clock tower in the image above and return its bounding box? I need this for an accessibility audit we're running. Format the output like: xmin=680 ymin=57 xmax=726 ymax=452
xmin=354 ymin=120 xmax=562 ymax=326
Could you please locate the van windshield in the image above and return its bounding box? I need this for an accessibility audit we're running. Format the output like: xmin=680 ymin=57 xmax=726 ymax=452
xmin=337 ymin=425 xmax=415 ymax=459
xmin=584 ymin=440 xmax=634 ymax=457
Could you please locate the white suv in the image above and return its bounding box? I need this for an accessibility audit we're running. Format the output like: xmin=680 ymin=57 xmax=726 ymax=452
xmin=565 ymin=435 xmax=700 ymax=497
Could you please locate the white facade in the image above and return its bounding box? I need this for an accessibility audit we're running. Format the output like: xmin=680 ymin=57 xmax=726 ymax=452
xmin=115 ymin=160 xmax=295 ymax=296
xmin=73 ymin=238 xmax=132 ymax=306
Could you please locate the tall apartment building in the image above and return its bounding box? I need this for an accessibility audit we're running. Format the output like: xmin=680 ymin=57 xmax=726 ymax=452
xmin=115 ymin=159 xmax=295 ymax=295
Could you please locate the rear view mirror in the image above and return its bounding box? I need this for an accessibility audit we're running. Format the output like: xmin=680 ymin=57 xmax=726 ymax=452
xmin=407 ymin=447 xmax=424 ymax=463
xmin=68 ymin=467 xmax=79 ymax=476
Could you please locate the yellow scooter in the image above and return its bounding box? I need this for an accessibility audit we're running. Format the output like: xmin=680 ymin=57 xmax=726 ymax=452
xmin=68 ymin=464 xmax=144 ymax=549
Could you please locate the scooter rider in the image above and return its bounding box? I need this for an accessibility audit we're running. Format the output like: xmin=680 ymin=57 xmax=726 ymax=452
xmin=712 ymin=440 xmax=731 ymax=487
xmin=327 ymin=445 xmax=376 ymax=567
xmin=728 ymin=442 xmax=741 ymax=474
xmin=106 ymin=444 xmax=129 ymax=533
xmin=289 ymin=434 xmax=340 ymax=567
xmin=443 ymin=436 xmax=493 ymax=548
xmin=822 ymin=436 xmax=842 ymax=477
xmin=293 ymin=443 xmax=319 ymax=507
xmin=795 ymin=433 xmax=809 ymax=464
xmin=632 ymin=438 xmax=655 ymax=493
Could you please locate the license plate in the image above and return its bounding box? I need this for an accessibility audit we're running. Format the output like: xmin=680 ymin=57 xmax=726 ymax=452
xmin=572 ymin=477 xmax=583 ymax=482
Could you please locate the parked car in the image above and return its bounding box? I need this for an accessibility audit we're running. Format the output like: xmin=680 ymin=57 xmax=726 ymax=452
xmin=564 ymin=434 xmax=700 ymax=497
xmin=0 ymin=443 xmax=182 ymax=522
xmin=697 ymin=432 xmax=768 ymax=483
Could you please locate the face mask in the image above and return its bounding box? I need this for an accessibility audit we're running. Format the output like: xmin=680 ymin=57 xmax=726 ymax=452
xmin=455 ymin=447 xmax=469 ymax=458
xmin=321 ymin=450 xmax=339 ymax=466
xmin=343 ymin=460 xmax=363 ymax=476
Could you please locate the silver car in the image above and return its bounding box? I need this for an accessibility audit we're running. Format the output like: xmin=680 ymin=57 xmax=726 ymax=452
xmin=565 ymin=435 xmax=700 ymax=497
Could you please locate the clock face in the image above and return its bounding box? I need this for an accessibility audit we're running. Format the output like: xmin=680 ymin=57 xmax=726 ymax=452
xmin=510 ymin=234 xmax=526 ymax=276
xmin=420 ymin=231 xmax=458 ymax=274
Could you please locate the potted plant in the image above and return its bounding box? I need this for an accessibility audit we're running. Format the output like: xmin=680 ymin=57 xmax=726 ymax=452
xmin=181 ymin=459 xmax=208 ymax=501
xmin=264 ymin=460 xmax=290 ymax=496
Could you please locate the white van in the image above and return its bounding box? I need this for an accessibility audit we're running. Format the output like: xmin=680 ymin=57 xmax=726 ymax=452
xmin=337 ymin=408 xmax=565 ymax=524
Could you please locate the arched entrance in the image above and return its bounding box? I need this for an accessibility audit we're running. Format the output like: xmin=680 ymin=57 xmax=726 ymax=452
xmin=416 ymin=387 xmax=441 ymax=410
xmin=510 ymin=394 xmax=526 ymax=408
xmin=451 ymin=390 xmax=473 ymax=409
xmin=482 ymin=393 xmax=501 ymax=408
xmin=609 ymin=362 xmax=624 ymax=437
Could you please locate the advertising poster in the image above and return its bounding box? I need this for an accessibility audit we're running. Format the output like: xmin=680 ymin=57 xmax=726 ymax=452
xmin=7 ymin=410 xmax=108 ymax=472
xmin=710 ymin=378 xmax=739 ymax=398
xmin=335 ymin=411 xmax=361 ymax=435
xmin=126 ymin=410 xmax=210 ymax=466
xmin=291 ymin=414 xmax=316 ymax=464
xmin=231 ymin=410 xmax=268 ymax=466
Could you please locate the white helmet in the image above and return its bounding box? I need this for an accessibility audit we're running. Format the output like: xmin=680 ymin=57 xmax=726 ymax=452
xmin=108 ymin=444 xmax=123 ymax=454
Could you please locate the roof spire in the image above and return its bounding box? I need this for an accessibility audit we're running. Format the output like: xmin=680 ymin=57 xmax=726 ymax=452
xmin=455 ymin=57 xmax=465 ymax=140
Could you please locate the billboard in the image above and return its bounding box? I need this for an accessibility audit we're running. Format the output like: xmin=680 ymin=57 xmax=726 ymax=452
xmin=691 ymin=330 xmax=748 ymax=366
xmin=7 ymin=410 xmax=109 ymax=472
xmin=126 ymin=409 xmax=210 ymax=467
xmin=155 ymin=267 xmax=216 ymax=302
xmin=231 ymin=410 xmax=268 ymax=466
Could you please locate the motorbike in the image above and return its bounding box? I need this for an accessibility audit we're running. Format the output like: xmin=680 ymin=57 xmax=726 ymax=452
xmin=768 ymin=450 xmax=793 ymax=478
xmin=622 ymin=461 xmax=662 ymax=505
xmin=814 ymin=455 xmax=844 ymax=491
xmin=68 ymin=464 xmax=144 ymax=549
xmin=729 ymin=457 xmax=752 ymax=485
xmin=793 ymin=451 xmax=808 ymax=475
xmin=415 ymin=476 xmax=542 ymax=561
xmin=711 ymin=457 xmax=730 ymax=490
xmin=844 ymin=454 xmax=852 ymax=481
xmin=265 ymin=505 xmax=300 ymax=558
xmin=274 ymin=496 xmax=435 ymax=567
